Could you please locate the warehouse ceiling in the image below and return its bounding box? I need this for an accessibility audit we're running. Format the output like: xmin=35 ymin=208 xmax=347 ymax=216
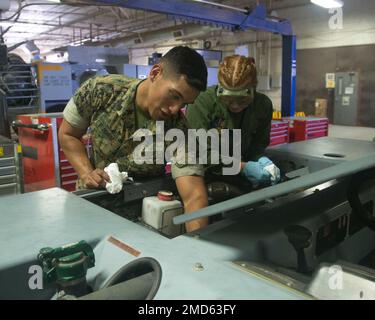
xmin=0 ymin=0 xmax=310 ymax=58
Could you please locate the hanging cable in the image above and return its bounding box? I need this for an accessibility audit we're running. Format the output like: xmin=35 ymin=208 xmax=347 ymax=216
xmin=0 ymin=1 xmax=124 ymax=22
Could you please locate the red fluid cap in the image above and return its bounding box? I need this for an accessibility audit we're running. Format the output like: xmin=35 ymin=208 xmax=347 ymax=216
xmin=157 ymin=190 xmax=173 ymax=201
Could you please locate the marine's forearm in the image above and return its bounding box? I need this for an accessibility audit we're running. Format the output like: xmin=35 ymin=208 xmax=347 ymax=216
xmin=59 ymin=133 xmax=94 ymax=178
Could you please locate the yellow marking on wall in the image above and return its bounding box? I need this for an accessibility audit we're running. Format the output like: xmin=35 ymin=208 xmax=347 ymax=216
xmin=34 ymin=62 xmax=64 ymax=81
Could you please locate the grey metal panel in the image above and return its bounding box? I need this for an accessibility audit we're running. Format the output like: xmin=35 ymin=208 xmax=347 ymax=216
xmin=174 ymin=138 xmax=375 ymax=225
xmin=89 ymin=234 xmax=306 ymax=300
xmin=334 ymin=72 xmax=359 ymax=126
xmin=1 ymin=138 xmax=374 ymax=300
xmin=0 ymin=188 xmax=303 ymax=300
xmin=267 ymin=137 xmax=375 ymax=162
xmin=307 ymin=262 xmax=375 ymax=300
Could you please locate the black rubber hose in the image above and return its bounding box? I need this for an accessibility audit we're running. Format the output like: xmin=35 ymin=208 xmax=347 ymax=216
xmin=207 ymin=181 xmax=243 ymax=201
xmin=347 ymin=169 xmax=375 ymax=232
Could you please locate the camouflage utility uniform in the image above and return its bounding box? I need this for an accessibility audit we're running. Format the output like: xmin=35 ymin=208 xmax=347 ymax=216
xmin=185 ymin=85 xmax=273 ymax=175
xmin=63 ymin=75 xmax=203 ymax=186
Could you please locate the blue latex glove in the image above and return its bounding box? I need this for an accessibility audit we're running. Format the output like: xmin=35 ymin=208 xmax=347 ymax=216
xmin=242 ymin=156 xmax=280 ymax=187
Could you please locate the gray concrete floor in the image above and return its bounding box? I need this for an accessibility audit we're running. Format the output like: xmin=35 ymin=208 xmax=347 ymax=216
xmin=329 ymin=125 xmax=375 ymax=142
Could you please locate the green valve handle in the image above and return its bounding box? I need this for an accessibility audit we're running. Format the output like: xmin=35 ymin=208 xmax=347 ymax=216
xmin=38 ymin=240 xmax=95 ymax=285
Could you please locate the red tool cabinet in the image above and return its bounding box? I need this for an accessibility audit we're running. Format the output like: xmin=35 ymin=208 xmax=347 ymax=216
xmin=287 ymin=117 xmax=329 ymax=142
xmin=16 ymin=113 xmax=83 ymax=192
xmin=269 ymin=120 xmax=290 ymax=146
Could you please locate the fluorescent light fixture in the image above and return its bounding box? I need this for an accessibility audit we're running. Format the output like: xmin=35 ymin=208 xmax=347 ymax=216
xmin=44 ymin=0 xmax=61 ymax=3
xmin=311 ymin=0 xmax=343 ymax=8
xmin=68 ymin=38 xmax=92 ymax=46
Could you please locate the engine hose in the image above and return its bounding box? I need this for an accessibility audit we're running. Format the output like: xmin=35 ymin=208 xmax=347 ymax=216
xmin=207 ymin=181 xmax=243 ymax=201
xmin=347 ymin=169 xmax=375 ymax=232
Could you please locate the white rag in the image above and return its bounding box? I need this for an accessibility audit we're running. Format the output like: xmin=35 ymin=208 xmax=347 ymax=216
xmin=104 ymin=163 xmax=133 ymax=194
xmin=264 ymin=164 xmax=281 ymax=185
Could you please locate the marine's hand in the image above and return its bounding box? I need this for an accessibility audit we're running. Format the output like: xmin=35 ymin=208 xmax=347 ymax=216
xmin=81 ymin=169 xmax=111 ymax=189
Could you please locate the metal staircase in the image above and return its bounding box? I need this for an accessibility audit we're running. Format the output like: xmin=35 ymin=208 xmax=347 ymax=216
xmin=0 ymin=55 xmax=40 ymax=138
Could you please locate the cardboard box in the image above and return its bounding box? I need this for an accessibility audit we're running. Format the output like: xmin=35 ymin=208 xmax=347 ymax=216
xmin=315 ymin=99 xmax=328 ymax=117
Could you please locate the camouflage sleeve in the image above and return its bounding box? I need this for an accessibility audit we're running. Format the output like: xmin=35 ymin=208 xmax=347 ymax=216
xmin=169 ymin=111 xmax=205 ymax=179
xmin=247 ymin=95 xmax=273 ymax=161
xmin=117 ymin=155 xmax=166 ymax=178
xmin=171 ymin=163 xmax=204 ymax=179
xmin=73 ymin=76 xmax=115 ymax=121
xmin=63 ymin=98 xmax=89 ymax=129
xmin=106 ymin=133 xmax=166 ymax=177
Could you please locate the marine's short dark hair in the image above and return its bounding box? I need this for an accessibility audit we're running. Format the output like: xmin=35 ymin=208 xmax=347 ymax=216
xmin=161 ymin=46 xmax=207 ymax=91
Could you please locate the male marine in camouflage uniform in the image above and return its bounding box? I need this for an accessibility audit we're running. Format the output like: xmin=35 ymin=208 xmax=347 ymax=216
xmin=59 ymin=46 xmax=209 ymax=232
xmin=185 ymin=55 xmax=280 ymax=190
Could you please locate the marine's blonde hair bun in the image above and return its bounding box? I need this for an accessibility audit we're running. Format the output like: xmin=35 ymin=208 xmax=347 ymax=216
xmin=218 ymin=55 xmax=257 ymax=90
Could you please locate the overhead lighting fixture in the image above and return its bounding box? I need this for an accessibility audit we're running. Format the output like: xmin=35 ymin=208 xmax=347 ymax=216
xmin=44 ymin=0 xmax=61 ymax=3
xmin=311 ymin=0 xmax=343 ymax=8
